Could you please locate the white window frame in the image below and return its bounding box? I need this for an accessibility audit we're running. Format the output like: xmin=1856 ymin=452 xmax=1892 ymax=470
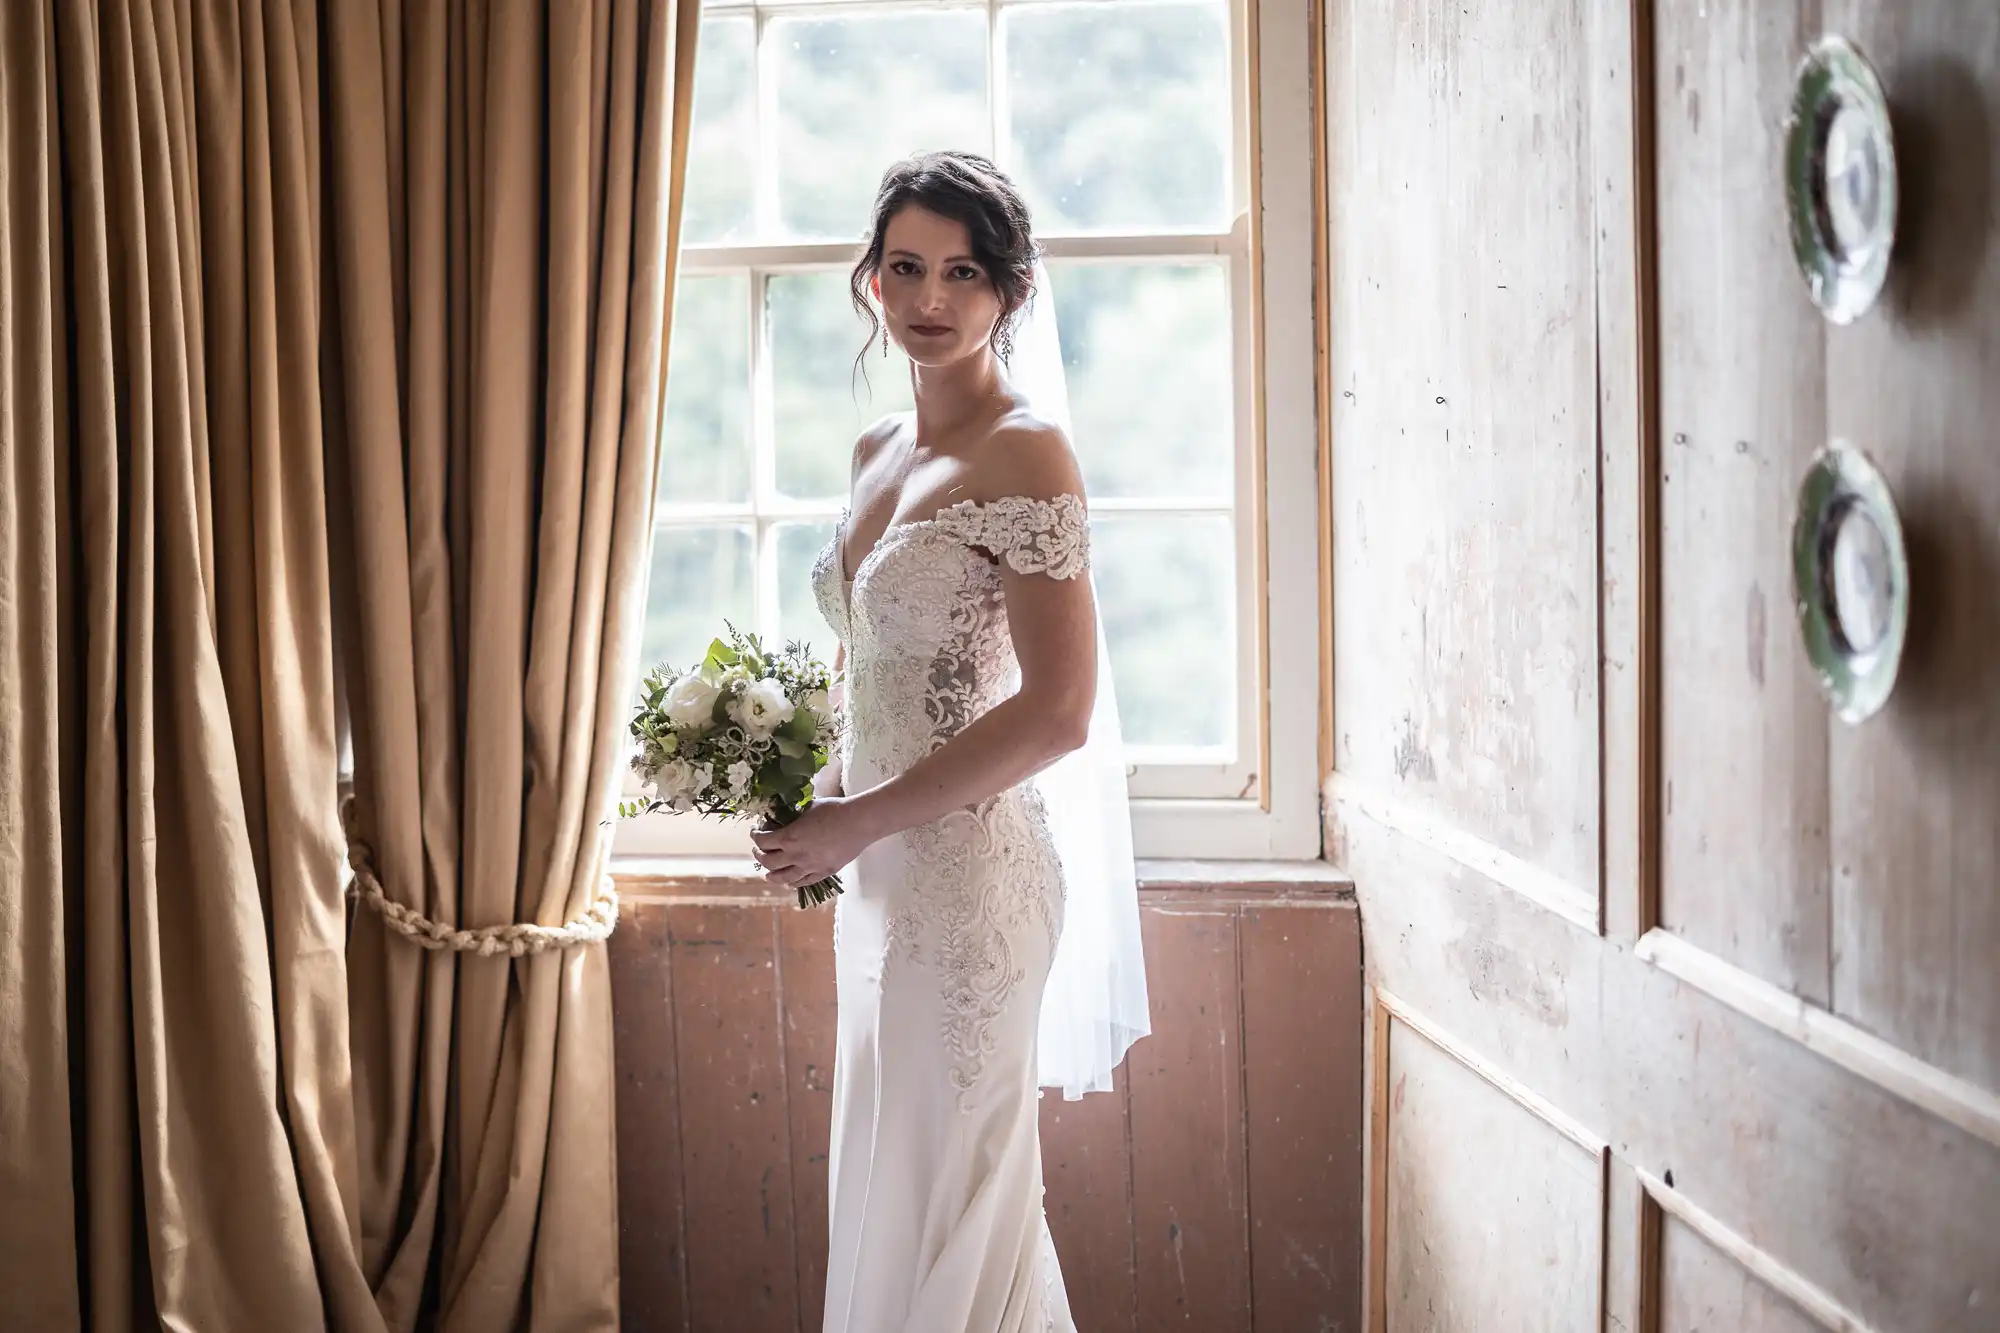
xmin=617 ymin=0 xmax=1320 ymax=862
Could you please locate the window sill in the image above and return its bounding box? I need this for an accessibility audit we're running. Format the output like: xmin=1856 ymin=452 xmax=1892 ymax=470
xmin=611 ymin=855 xmax=1354 ymax=907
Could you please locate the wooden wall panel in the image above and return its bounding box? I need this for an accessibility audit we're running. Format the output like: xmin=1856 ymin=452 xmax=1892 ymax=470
xmin=1243 ymin=905 xmax=1365 ymax=1332
xmin=667 ymin=906 xmax=801 ymax=1330
xmin=1039 ymin=1069 xmax=1137 ymax=1332
xmin=778 ymin=907 xmax=837 ymax=1330
xmin=613 ymin=889 xmax=1363 ymax=1332
xmin=1329 ymin=0 xmax=2000 ymax=1328
xmin=1658 ymin=1217 xmax=1824 ymax=1333
xmin=1815 ymin=2 xmax=2000 ymax=1096
xmin=1127 ymin=908 xmax=1250 ymax=1328
xmin=1380 ymin=1019 xmax=1602 ymax=1333
xmin=611 ymin=905 xmax=690 ymax=1333
xmin=1650 ymin=0 xmax=2000 ymax=1093
xmin=1334 ymin=812 xmax=2000 ymax=1333
xmin=1653 ymin=0 xmax=1833 ymax=997
xmin=1324 ymin=0 xmax=1602 ymax=900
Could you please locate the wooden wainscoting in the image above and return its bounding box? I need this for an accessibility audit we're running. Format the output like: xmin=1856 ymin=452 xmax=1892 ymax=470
xmin=608 ymin=865 xmax=1363 ymax=1333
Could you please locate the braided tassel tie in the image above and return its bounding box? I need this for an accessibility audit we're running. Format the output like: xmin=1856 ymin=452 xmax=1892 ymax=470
xmin=342 ymin=803 xmax=620 ymax=958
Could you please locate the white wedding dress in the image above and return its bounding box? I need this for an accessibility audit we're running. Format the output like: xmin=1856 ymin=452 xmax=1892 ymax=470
xmin=809 ymin=493 xmax=1091 ymax=1333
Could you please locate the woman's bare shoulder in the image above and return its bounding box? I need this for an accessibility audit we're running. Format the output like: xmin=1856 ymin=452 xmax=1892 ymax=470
xmin=851 ymin=412 xmax=912 ymax=479
xmin=967 ymin=408 xmax=1085 ymax=507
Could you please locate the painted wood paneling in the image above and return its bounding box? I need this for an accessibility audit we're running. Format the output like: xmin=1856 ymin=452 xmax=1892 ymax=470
xmin=666 ymin=906 xmax=800 ymax=1329
xmin=1129 ymin=908 xmax=1250 ymax=1328
xmin=610 ymin=889 xmax=1363 ymax=1332
xmin=1040 ymin=1067 xmax=1137 ymax=1332
xmin=1243 ymin=905 xmax=1367 ymax=1331
xmin=611 ymin=904 xmax=689 ymax=1333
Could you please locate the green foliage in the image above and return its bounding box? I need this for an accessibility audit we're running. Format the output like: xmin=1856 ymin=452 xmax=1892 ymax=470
xmin=623 ymin=623 xmax=838 ymax=825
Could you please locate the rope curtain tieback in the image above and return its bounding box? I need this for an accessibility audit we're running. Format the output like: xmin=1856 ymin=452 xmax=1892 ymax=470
xmin=341 ymin=797 xmax=621 ymax=957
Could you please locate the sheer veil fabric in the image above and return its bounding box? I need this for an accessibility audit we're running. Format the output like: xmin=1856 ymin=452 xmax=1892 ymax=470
xmin=1010 ymin=262 xmax=1152 ymax=1099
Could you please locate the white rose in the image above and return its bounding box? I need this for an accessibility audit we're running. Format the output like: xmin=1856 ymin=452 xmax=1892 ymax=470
xmin=726 ymin=760 xmax=755 ymax=796
xmin=664 ymin=672 xmax=721 ymax=727
xmin=652 ymin=758 xmax=695 ymax=800
xmin=805 ymin=689 xmax=832 ymax=719
xmin=728 ymin=678 xmax=796 ymax=737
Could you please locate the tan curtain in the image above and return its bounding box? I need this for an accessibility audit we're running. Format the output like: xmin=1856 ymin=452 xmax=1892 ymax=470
xmin=0 ymin=1 xmax=698 ymax=1327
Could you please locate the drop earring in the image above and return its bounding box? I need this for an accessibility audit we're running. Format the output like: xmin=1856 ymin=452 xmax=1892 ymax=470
xmin=882 ymin=327 xmax=889 ymax=359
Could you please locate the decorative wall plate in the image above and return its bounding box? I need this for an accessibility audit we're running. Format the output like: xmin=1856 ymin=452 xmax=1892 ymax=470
xmin=1783 ymin=36 xmax=1898 ymax=323
xmin=1791 ymin=443 xmax=1909 ymax=723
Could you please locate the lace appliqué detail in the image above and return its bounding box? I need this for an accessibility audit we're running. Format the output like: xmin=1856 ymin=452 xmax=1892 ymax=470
xmin=809 ymin=496 xmax=1077 ymax=1111
xmin=935 ymin=493 xmax=1091 ymax=580
xmin=810 ymin=508 xmax=851 ymax=645
xmin=892 ymin=792 xmax=1063 ymax=1111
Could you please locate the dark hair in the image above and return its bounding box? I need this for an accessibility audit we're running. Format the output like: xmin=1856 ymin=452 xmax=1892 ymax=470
xmin=850 ymin=151 xmax=1040 ymax=373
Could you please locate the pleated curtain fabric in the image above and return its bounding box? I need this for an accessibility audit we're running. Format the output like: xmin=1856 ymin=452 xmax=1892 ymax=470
xmin=0 ymin=2 xmax=699 ymax=1327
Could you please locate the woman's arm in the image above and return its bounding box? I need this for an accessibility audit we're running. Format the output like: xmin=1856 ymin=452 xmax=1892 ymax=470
xmin=753 ymin=428 xmax=1095 ymax=889
xmin=844 ymin=549 xmax=1094 ymax=830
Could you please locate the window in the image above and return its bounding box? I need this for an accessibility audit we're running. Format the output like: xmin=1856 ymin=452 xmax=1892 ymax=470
xmin=620 ymin=0 xmax=1320 ymax=860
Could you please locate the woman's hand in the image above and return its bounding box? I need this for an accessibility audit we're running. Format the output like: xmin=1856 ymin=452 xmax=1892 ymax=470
xmin=751 ymin=796 xmax=878 ymax=889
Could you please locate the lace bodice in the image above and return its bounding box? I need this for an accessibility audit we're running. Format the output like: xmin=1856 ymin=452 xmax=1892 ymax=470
xmin=811 ymin=494 xmax=1090 ymax=1115
xmin=810 ymin=494 xmax=1091 ymax=782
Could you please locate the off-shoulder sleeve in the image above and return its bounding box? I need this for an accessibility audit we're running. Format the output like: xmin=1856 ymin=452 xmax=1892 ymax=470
xmin=939 ymin=494 xmax=1091 ymax=580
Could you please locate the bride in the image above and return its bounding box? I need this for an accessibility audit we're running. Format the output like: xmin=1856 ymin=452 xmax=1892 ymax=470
xmin=749 ymin=151 xmax=1149 ymax=1332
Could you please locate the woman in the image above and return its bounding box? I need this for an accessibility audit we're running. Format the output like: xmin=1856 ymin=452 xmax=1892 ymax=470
xmin=749 ymin=151 xmax=1147 ymax=1332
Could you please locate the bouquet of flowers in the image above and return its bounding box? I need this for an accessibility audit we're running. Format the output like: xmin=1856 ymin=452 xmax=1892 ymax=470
xmin=621 ymin=626 xmax=843 ymax=907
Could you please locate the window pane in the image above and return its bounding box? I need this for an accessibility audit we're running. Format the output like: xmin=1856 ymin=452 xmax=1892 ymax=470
xmin=1095 ymin=514 xmax=1236 ymax=750
xmin=641 ymin=525 xmax=755 ymax=675
xmin=1051 ymin=261 xmax=1232 ymax=500
xmin=773 ymin=12 xmax=989 ymax=241
xmin=768 ymin=271 xmax=915 ymax=501
xmin=659 ymin=275 xmax=752 ymax=505
xmin=1003 ymin=2 xmax=1232 ymax=233
xmin=775 ymin=521 xmax=841 ymax=667
xmin=684 ymin=17 xmax=755 ymax=243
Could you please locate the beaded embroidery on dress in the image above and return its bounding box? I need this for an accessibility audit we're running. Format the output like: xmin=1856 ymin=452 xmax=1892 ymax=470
xmin=812 ymin=495 xmax=1082 ymax=1333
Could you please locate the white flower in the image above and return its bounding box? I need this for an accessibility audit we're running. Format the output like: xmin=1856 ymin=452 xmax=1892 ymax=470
xmin=805 ymin=689 xmax=832 ymax=720
xmin=664 ymin=672 xmax=721 ymax=727
xmin=652 ymin=758 xmax=695 ymax=801
xmin=726 ymin=760 xmax=755 ymax=796
xmin=729 ymin=678 xmax=796 ymax=737
xmin=740 ymin=796 xmax=774 ymax=825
